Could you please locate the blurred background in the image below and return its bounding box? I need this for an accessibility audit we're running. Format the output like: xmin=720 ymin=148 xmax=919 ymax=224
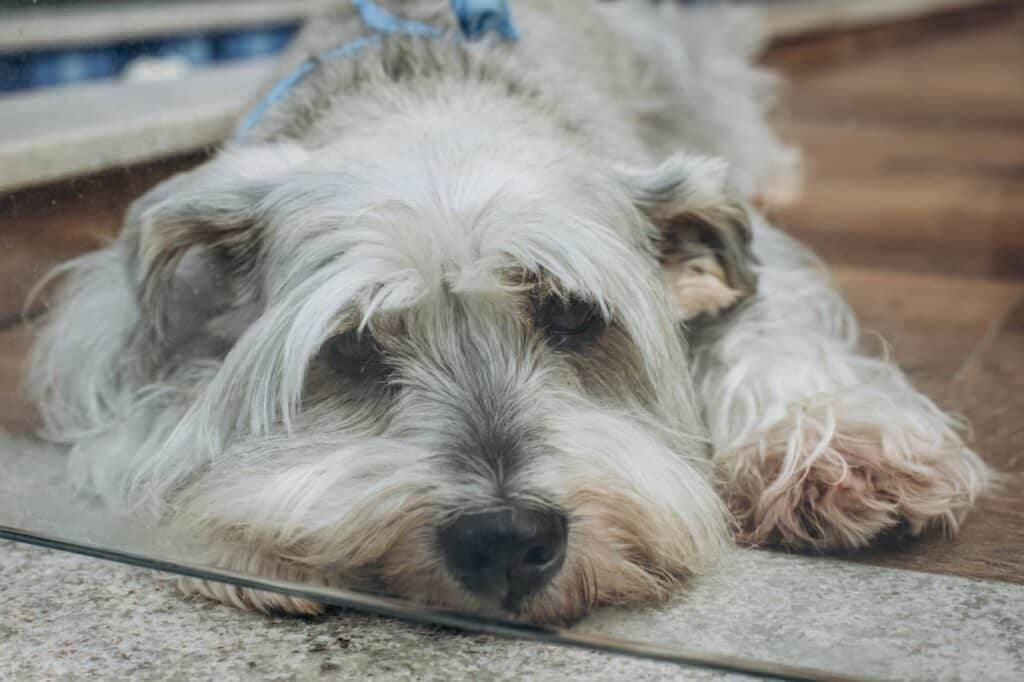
xmin=0 ymin=0 xmax=311 ymax=95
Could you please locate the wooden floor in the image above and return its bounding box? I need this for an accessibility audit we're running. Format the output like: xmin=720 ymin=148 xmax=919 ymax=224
xmin=0 ymin=3 xmax=1021 ymax=584
xmin=767 ymin=2 xmax=1024 ymax=582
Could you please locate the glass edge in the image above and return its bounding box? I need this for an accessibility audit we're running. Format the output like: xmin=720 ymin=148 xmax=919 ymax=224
xmin=0 ymin=524 xmax=865 ymax=682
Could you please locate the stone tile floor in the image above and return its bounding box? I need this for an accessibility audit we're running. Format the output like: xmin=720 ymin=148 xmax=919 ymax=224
xmin=2 ymin=535 xmax=1021 ymax=681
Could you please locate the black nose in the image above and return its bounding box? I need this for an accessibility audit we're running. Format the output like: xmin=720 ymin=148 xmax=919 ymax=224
xmin=438 ymin=506 xmax=568 ymax=609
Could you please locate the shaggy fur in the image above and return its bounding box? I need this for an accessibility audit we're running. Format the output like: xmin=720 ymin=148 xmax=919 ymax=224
xmin=28 ymin=0 xmax=988 ymax=625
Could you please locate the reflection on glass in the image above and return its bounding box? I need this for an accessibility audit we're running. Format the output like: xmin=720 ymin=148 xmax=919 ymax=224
xmin=0 ymin=442 xmax=853 ymax=682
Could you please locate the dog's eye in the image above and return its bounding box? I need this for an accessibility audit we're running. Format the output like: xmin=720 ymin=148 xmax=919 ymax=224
xmin=324 ymin=331 xmax=385 ymax=378
xmin=540 ymin=297 xmax=604 ymax=343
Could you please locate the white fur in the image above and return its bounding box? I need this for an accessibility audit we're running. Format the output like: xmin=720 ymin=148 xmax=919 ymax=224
xmin=27 ymin=0 xmax=987 ymax=623
xmin=694 ymin=220 xmax=989 ymax=548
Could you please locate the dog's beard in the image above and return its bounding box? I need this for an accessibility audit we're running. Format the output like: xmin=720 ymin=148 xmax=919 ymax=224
xmin=168 ymin=399 xmax=728 ymax=625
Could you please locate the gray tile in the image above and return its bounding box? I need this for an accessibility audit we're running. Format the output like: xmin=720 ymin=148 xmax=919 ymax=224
xmin=0 ymin=540 xmax=741 ymax=682
xmin=581 ymin=550 xmax=1024 ymax=681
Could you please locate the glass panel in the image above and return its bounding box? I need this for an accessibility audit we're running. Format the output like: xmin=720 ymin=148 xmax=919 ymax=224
xmin=0 ymin=442 xmax=844 ymax=681
xmin=2 ymin=1 xmax=1022 ymax=681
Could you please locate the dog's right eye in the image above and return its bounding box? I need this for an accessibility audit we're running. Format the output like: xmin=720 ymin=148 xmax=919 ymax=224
xmin=539 ymin=297 xmax=605 ymax=347
xmin=324 ymin=331 xmax=385 ymax=378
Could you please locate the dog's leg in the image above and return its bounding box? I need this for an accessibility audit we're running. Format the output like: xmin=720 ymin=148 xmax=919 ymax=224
xmin=691 ymin=222 xmax=990 ymax=550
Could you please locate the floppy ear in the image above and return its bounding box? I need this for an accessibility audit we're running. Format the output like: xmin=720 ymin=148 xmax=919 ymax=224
xmin=120 ymin=143 xmax=308 ymax=347
xmin=28 ymin=143 xmax=308 ymax=439
xmin=621 ymin=154 xmax=758 ymax=322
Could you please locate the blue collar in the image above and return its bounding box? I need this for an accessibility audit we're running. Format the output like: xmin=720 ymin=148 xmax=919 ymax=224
xmin=235 ymin=0 xmax=519 ymax=141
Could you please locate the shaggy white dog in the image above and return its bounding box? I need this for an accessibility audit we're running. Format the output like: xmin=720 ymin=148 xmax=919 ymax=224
xmin=29 ymin=0 xmax=987 ymax=624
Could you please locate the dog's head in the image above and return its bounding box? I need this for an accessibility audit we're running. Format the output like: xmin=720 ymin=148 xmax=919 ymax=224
xmin=113 ymin=114 xmax=755 ymax=623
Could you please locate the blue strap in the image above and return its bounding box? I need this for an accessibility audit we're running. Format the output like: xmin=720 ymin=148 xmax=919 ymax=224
xmin=353 ymin=0 xmax=443 ymax=38
xmin=451 ymin=0 xmax=519 ymax=41
xmin=235 ymin=0 xmax=518 ymax=140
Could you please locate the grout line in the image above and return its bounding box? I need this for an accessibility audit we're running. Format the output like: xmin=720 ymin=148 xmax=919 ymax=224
xmin=0 ymin=307 xmax=44 ymax=334
xmin=953 ymin=288 xmax=1024 ymax=383
xmin=761 ymin=0 xmax=1011 ymax=41
xmin=0 ymin=317 xmax=27 ymax=334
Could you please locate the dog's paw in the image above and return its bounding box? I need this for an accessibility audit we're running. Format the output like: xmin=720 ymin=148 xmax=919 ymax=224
xmin=178 ymin=576 xmax=326 ymax=615
xmin=716 ymin=402 xmax=990 ymax=551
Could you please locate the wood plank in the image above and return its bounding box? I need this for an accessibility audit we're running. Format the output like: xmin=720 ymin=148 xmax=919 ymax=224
xmin=776 ymin=6 xmax=1024 ymax=125
xmin=763 ymin=0 xmax=1022 ymax=72
xmin=859 ymin=11 xmax=1024 ymax=68
xmin=787 ymin=69 xmax=1024 ymax=128
xmin=761 ymin=0 xmax=1009 ymax=40
xmin=769 ymin=174 xmax=1024 ymax=278
xmin=777 ymin=120 xmax=1024 ymax=178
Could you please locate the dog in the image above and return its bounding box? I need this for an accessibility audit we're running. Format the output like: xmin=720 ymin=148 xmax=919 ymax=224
xmin=28 ymin=0 xmax=989 ymax=625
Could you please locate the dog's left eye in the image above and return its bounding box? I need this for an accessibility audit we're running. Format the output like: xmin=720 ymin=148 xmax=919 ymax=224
xmin=540 ymin=297 xmax=605 ymax=342
xmin=324 ymin=331 xmax=385 ymax=378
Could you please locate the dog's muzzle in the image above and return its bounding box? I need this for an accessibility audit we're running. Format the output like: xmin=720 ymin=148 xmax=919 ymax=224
xmin=438 ymin=506 xmax=568 ymax=611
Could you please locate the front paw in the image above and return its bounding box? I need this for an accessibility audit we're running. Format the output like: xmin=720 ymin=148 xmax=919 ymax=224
xmin=716 ymin=408 xmax=990 ymax=551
